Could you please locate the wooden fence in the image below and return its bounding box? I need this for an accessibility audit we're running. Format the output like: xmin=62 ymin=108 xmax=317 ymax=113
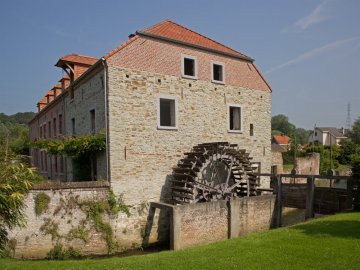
xmin=258 ymin=172 xmax=355 ymax=227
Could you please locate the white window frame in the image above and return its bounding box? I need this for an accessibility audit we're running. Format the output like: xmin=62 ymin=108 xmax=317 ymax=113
xmin=157 ymin=94 xmax=178 ymax=130
xmin=211 ymin=61 xmax=225 ymax=84
xmin=227 ymin=104 xmax=243 ymax=133
xmin=181 ymin=54 xmax=198 ymax=80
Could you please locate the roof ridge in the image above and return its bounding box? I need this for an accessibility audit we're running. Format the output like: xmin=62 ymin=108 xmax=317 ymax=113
xmin=103 ymin=35 xmax=139 ymax=59
xmin=60 ymin=53 xmax=98 ymax=59
xmin=167 ymin=20 xmax=245 ymax=56
xmin=141 ymin=19 xmax=247 ymax=58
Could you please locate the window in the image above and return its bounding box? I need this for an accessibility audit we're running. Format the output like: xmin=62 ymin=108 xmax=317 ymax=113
xmin=48 ymin=121 xmax=51 ymax=138
xmin=250 ymin=124 xmax=254 ymax=136
xmin=212 ymin=61 xmax=225 ymax=83
xmin=181 ymin=55 xmax=197 ymax=79
xmin=44 ymin=124 xmax=47 ymax=138
xmin=58 ymin=114 xmax=63 ymax=134
xmin=40 ymin=125 xmax=43 ymax=138
xmin=90 ymin=109 xmax=95 ymax=134
xmin=71 ymin=118 xmax=76 ymax=135
xmin=228 ymin=104 xmax=242 ymax=132
xmin=59 ymin=157 xmax=64 ymax=173
xmin=53 ymin=118 xmax=57 ymax=137
xmin=70 ymin=87 xmax=74 ymax=100
xmin=157 ymin=95 xmax=178 ymax=129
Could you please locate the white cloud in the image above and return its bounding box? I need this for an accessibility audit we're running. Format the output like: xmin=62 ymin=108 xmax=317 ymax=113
xmin=282 ymin=0 xmax=330 ymax=33
xmin=295 ymin=0 xmax=329 ymax=30
xmin=266 ymin=38 xmax=358 ymax=74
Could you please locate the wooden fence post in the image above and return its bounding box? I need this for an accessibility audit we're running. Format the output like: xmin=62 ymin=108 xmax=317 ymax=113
xmin=275 ymin=175 xmax=282 ymax=227
xmin=306 ymin=177 xmax=315 ymax=219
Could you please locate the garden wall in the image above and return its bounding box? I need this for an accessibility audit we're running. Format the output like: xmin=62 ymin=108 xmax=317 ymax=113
xmin=8 ymin=182 xmax=168 ymax=259
xmin=171 ymin=195 xmax=276 ymax=250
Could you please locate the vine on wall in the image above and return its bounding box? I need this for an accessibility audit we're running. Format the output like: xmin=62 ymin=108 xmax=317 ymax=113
xmin=32 ymin=133 xmax=106 ymax=159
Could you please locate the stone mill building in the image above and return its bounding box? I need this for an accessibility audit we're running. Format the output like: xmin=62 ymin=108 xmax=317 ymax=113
xmin=23 ymin=20 xmax=272 ymax=257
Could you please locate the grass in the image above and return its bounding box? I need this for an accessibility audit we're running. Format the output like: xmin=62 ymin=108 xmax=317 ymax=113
xmin=1 ymin=212 xmax=360 ymax=270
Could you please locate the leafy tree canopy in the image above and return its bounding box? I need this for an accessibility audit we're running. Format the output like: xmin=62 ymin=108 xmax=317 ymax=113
xmin=350 ymin=117 xmax=360 ymax=144
xmin=271 ymin=114 xmax=296 ymax=136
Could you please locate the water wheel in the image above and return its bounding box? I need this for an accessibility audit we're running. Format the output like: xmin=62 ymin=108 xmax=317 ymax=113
xmin=171 ymin=142 xmax=258 ymax=204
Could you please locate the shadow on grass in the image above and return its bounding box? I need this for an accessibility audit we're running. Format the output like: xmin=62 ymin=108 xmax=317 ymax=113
xmin=291 ymin=220 xmax=360 ymax=239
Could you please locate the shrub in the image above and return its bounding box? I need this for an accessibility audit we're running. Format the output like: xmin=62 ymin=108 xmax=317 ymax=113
xmin=34 ymin=192 xmax=50 ymax=215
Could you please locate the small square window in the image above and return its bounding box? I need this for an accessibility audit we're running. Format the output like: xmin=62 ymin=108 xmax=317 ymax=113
xmin=228 ymin=105 xmax=242 ymax=132
xmin=212 ymin=61 xmax=225 ymax=83
xmin=182 ymin=55 xmax=197 ymax=79
xmin=158 ymin=95 xmax=178 ymax=130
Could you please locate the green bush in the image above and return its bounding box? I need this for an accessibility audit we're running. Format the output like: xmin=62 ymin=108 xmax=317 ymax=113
xmin=46 ymin=243 xmax=81 ymax=260
xmin=34 ymin=192 xmax=50 ymax=215
xmin=352 ymin=156 xmax=360 ymax=211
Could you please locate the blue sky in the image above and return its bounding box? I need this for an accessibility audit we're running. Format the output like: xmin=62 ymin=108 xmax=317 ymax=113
xmin=0 ymin=0 xmax=359 ymax=129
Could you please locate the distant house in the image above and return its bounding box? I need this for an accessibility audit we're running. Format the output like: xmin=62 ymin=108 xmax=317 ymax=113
xmin=308 ymin=127 xmax=348 ymax=146
xmin=272 ymin=135 xmax=290 ymax=148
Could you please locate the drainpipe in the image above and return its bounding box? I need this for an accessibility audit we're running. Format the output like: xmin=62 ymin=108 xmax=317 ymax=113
xmin=101 ymin=58 xmax=110 ymax=183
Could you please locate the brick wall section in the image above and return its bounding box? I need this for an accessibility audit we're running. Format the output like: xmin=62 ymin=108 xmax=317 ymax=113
xmin=106 ymin=36 xmax=270 ymax=92
xmin=107 ymin=66 xmax=272 ymax=205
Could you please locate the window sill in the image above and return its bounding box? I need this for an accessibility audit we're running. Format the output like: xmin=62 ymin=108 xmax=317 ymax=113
xmin=157 ymin=126 xmax=178 ymax=130
xmin=212 ymin=80 xmax=225 ymax=85
xmin=182 ymin=75 xmax=198 ymax=80
xmin=228 ymin=130 xmax=243 ymax=134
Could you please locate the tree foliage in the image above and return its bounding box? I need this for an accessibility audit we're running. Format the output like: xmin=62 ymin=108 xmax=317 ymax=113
xmin=0 ymin=158 xmax=42 ymax=254
xmin=349 ymin=117 xmax=360 ymax=144
xmin=271 ymin=114 xmax=296 ymax=136
xmin=32 ymin=133 xmax=106 ymax=159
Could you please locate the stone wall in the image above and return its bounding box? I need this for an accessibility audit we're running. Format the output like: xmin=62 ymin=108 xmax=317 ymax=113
xmin=295 ymin=153 xmax=320 ymax=175
xmin=171 ymin=195 xmax=276 ymax=250
xmin=230 ymin=195 xmax=276 ymax=237
xmin=64 ymin=68 xmax=107 ymax=181
xmin=8 ymin=182 xmax=165 ymax=259
xmin=172 ymin=201 xmax=228 ymax=249
xmin=107 ymin=66 xmax=272 ymax=206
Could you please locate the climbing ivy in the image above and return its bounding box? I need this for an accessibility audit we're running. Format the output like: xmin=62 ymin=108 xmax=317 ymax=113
xmin=32 ymin=133 xmax=106 ymax=159
xmin=34 ymin=192 xmax=50 ymax=215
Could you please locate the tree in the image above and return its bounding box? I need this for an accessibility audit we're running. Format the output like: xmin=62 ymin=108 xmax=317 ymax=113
xmin=271 ymin=114 xmax=295 ymax=136
xmin=350 ymin=117 xmax=360 ymax=144
xmin=295 ymin=128 xmax=311 ymax=145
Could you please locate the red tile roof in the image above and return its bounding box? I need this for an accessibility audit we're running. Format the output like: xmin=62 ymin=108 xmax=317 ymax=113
xmin=55 ymin=53 xmax=98 ymax=67
xmin=137 ymin=20 xmax=252 ymax=60
xmin=273 ymin=135 xmax=291 ymax=145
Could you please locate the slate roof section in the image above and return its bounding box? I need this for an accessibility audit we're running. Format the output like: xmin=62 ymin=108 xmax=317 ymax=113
xmin=316 ymin=127 xmax=347 ymax=138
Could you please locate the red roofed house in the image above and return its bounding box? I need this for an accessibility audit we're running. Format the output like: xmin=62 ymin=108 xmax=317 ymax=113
xmin=272 ymin=135 xmax=291 ymax=148
xmin=28 ymin=20 xmax=272 ymax=253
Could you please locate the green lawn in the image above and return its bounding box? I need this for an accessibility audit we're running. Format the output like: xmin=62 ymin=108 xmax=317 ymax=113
xmin=1 ymin=212 xmax=360 ymax=270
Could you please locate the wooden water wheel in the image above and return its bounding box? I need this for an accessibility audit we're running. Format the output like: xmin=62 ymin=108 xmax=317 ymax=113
xmin=171 ymin=142 xmax=258 ymax=204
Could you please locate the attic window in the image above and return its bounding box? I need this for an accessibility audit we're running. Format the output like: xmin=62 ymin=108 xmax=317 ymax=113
xmin=212 ymin=61 xmax=224 ymax=83
xmin=182 ymin=55 xmax=197 ymax=79
xmin=157 ymin=95 xmax=178 ymax=130
xmin=228 ymin=104 xmax=242 ymax=133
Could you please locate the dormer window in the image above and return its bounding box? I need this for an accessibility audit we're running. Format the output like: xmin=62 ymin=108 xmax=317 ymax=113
xmin=181 ymin=55 xmax=197 ymax=79
xmin=212 ymin=61 xmax=225 ymax=84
